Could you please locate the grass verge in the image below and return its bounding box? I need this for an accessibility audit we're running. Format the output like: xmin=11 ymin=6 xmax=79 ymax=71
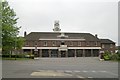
xmin=2 ymin=57 xmax=33 ymax=60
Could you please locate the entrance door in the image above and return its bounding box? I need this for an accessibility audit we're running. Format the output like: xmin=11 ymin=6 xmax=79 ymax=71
xmin=61 ymin=51 xmax=66 ymax=57
xmin=85 ymin=49 xmax=91 ymax=57
xmin=42 ymin=49 xmax=49 ymax=57
xmin=76 ymin=49 xmax=83 ymax=57
xmin=51 ymin=50 xmax=58 ymax=57
xmin=68 ymin=49 xmax=75 ymax=57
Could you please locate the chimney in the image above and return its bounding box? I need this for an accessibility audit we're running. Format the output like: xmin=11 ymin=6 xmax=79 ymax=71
xmin=95 ymin=34 xmax=98 ymax=38
xmin=24 ymin=31 xmax=27 ymax=37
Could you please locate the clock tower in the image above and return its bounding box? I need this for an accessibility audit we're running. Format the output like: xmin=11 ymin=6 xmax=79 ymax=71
xmin=53 ymin=20 xmax=61 ymax=32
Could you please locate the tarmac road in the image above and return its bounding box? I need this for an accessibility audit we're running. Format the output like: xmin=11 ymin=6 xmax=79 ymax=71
xmin=2 ymin=57 xmax=118 ymax=79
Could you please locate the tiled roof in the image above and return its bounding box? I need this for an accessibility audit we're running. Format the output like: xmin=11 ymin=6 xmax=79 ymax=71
xmin=100 ymin=39 xmax=115 ymax=44
xmin=24 ymin=32 xmax=100 ymax=41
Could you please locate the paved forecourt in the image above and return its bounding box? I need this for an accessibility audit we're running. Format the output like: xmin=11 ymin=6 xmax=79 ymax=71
xmin=2 ymin=57 xmax=118 ymax=78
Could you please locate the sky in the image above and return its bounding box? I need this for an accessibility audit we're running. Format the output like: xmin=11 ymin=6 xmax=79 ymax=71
xmin=7 ymin=0 xmax=119 ymax=45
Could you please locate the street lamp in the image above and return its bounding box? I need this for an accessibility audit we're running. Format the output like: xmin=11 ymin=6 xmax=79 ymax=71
xmin=34 ymin=45 xmax=38 ymax=57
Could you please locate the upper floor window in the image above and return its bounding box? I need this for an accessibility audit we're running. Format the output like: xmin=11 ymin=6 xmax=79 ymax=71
xmin=95 ymin=42 xmax=97 ymax=46
xmin=111 ymin=51 xmax=113 ymax=53
xmin=61 ymin=41 xmax=65 ymax=45
xmin=44 ymin=41 xmax=47 ymax=46
xmin=34 ymin=41 xmax=37 ymax=46
xmin=52 ymin=41 xmax=56 ymax=46
xmin=102 ymin=44 xmax=104 ymax=48
xmin=86 ymin=42 xmax=89 ymax=46
xmin=70 ymin=41 xmax=73 ymax=46
xmin=78 ymin=42 xmax=81 ymax=46
xmin=110 ymin=44 xmax=113 ymax=48
xmin=25 ymin=42 xmax=29 ymax=46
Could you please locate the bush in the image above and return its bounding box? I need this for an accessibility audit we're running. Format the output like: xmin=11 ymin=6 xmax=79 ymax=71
xmin=2 ymin=54 xmax=10 ymax=57
xmin=2 ymin=54 xmax=26 ymax=58
xmin=103 ymin=52 xmax=111 ymax=60
xmin=117 ymin=52 xmax=120 ymax=60
xmin=110 ymin=53 xmax=119 ymax=61
xmin=25 ymin=53 xmax=34 ymax=59
xmin=16 ymin=54 xmax=25 ymax=58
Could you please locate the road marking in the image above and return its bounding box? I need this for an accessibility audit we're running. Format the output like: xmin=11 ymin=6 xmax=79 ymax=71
xmin=74 ymin=70 xmax=81 ymax=73
xmin=30 ymin=71 xmax=72 ymax=77
xmin=106 ymin=72 xmax=118 ymax=76
xmin=83 ymin=71 xmax=88 ymax=72
xmin=38 ymin=70 xmax=45 ymax=72
xmin=88 ymin=77 xmax=93 ymax=78
xmin=56 ymin=70 xmax=64 ymax=72
xmin=91 ymin=71 xmax=96 ymax=72
xmin=99 ymin=71 xmax=107 ymax=73
xmin=65 ymin=70 xmax=72 ymax=73
xmin=76 ymin=75 xmax=85 ymax=78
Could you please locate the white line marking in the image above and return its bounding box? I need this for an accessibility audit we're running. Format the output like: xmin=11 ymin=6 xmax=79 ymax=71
xmin=106 ymin=72 xmax=118 ymax=76
xmin=88 ymin=77 xmax=93 ymax=78
xmin=99 ymin=71 xmax=107 ymax=72
xmin=65 ymin=70 xmax=72 ymax=73
xmin=56 ymin=70 xmax=64 ymax=72
xmin=91 ymin=71 xmax=96 ymax=72
xmin=83 ymin=71 xmax=88 ymax=72
xmin=74 ymin=70 xmax=81 ymax=73
xmin=76 ymin=75 xmax=85 ymax=78
xmin=38 ymin=70 xmax=45 ymax=72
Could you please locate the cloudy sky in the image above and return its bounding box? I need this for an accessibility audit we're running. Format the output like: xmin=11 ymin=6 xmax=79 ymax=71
xmin=7 ymin=0 xmax=119 ymax=45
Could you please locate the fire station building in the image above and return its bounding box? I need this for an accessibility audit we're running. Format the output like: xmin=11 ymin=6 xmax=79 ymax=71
xmin=22 ymin=21 xmax=115 ymax=57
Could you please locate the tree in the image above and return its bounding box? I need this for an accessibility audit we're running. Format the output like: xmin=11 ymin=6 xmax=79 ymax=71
xmin=2 ymin=1 xmax=24 ymax=55
xmin=16 ymin=37 xmax=25 ymax=50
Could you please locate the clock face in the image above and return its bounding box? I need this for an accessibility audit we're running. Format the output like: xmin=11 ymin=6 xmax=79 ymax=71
xmin=55 ymin=23 xmax=59 ymax=26
xmin=55 ymin=27 xmax=59 ymax=30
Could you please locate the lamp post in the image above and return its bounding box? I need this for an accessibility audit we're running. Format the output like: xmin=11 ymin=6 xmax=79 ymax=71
xmin=34 ymin=45 xmax=38 ymax=57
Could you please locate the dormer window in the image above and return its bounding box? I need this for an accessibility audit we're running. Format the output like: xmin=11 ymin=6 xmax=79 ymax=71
xmin=57 ymin=33 xmax=68 ymax=38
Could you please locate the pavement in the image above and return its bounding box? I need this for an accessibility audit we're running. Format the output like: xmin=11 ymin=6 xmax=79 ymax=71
xmin=2 ymin=57 xmax=118 ymax=78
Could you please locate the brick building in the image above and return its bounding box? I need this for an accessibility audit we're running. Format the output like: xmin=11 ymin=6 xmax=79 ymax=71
xmin=22 ymin=21 xmax=115 ymax=57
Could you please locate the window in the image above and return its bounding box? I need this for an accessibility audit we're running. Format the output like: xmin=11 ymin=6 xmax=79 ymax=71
xmin=78 ymin=42 xmax=81 ymax=46
xmin=61 ymin=41 xmax=65 ymax=45
xmin=34 ymin=41 xmax=37 ymax=46
xmin=44 ymin=41 xmax=47 ymax=46
xmin=70 ymin=41 xmax=73 ymax=46
xmin=102 ymin=44 xmax=104 ymax=48
xmin=25 ymin=42 xmax=29 ymax=46
xmin=111 ymin=51 xmax=113 ymax=53
xmin=86 ymin=42 xmax=89 ymax=46
xmin=95 ymin=42 xmax=97 ymax=46
xmin=52 ymin=41 xmax=56 ymax=46
xmin=110 ymin=44 xmax=113 ymax=48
